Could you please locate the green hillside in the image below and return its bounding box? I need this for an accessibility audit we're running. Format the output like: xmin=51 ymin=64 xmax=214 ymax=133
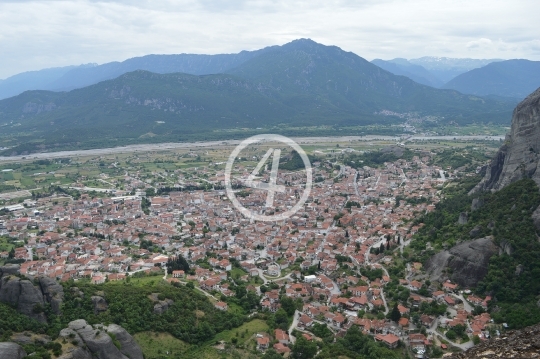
xmin=410 ymin=178 xmax=540 ymax=328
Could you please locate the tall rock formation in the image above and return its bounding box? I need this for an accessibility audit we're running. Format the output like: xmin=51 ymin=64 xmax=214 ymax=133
xmin=0 ymin=265 xmax=64 ymax=322
xmin=473 ymin=87 xmax=540 ymax=192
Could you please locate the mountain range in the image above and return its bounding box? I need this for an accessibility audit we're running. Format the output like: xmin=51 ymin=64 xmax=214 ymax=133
xmin=0 ymin=48 xmax=276 ymax=101
xmin=2 ymin=41 xmax=538 ymax=102
xmin=0 ymin=39 xmax=516 ymax=155
xmin=442 ymin=59 xmax=540 ymax=99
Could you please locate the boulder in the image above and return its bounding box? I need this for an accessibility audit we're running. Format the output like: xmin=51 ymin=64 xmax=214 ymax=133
xmin=91 ymin=296 xmax=108 ymax=314
xmin=11 ymin=333 xmax=51 ymax=345
xmin=425 ymin=236 xmax=499 ymax=288
xmin=153 ymin=299 xmax=174 ymax=314
xmin=59 ymin=320 xmax=143 ymax=359
xmin=0 ymin=342 xmax=26 ymax=359
xmin=106 ymin=324 xmax=144 ymax=359
xmin=471 ymin=198 xmax=484 ymax=211
xmin=10 ymin=333 xmax=34 ymax=345
xmin=458 ymin=212 xmax=468 ymax=225
xmin=469 ymin=225 xmax=483 ymax=238
xmin=0 ymin=264 xmax=21 ymax=276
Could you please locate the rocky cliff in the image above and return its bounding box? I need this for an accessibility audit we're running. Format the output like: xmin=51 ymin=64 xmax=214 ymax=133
xmin=449 ymin=323 xmax=540 ymax=358
xmin=0 ymin=265 xmax=64 ymax=322
xmin=425 ymin=236 xmax=499 ymax=288
xmin=58 ymin=319 xmax=143 ymax=359
xmin=473 ymin=87 xmax=540 ymax=193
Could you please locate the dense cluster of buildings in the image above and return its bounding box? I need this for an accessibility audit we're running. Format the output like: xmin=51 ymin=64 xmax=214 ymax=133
xmin=0 ymin=152 xmax=493 ymax=356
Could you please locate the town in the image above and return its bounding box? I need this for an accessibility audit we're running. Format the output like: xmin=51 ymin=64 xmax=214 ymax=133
xmin=0 ymin=140 xmax=501 ymax=358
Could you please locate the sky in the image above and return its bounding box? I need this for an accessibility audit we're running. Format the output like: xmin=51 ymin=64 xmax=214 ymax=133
xmin=0 ymin=0 xmax=539 ymax=79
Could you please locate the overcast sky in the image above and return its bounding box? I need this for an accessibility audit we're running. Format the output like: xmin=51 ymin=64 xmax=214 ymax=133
xmin=0 ymin=0 xmax=539 ymax=79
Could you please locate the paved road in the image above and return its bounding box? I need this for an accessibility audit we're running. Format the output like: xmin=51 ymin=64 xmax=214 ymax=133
xmin=353 ymin=170 xmax=360 ymax=197
xmin=439 ymin=170 xmax=446 ymax=181
xmin=453 ymin=293 xmax=473 ymax=313
xmin=288 ymin=310 xmax=300 ymax=344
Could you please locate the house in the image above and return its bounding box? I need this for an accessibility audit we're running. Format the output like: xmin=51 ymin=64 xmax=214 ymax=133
xmin=275 ymin=329 xmax=289 ymax=345
xmin=273 ymin=342 xmax=291 ymax=355
xmin=267 ymin=264 xmax=279 ymax=276
xmin=91 ymin=275 xmax=105 ymax=284
xmin=420 ymin=315 xmax=434 ymax=327
xmin=375 ymin=333 xmax=400 ymax=349
xmin=257 ymin=336 xmax=270 ymax=350
xmin=215 ymin=301 xmax=228 ymax=311
xmin=444 ymin=296 xmax=456 ymax=306
xmin=298 ymin=314 xmax=313 ymax=328
xmin=409 ymin=333 xmax=428 ymax=348
xmin=172 ymin=270 xmax=185 ymax=278
xmin=398 ymin=317 xmax=409 ymax=329
xmin=443 ymin=281 xmax=458 ymax=292
xmin=409 ymin=280 xmax=422 ymax=291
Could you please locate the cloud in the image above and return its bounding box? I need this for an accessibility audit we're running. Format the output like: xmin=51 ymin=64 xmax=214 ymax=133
xmin=0 ymin=0 xmax=539 ymax=79
xmin=466 ymin=38 xmax=493 ymax=49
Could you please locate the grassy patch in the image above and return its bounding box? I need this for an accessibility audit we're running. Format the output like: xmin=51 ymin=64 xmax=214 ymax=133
xmin=133 ymin=332 xmax=190 ymax=358
xmin=229 ymin=267 xmax=248 ymax=280
xmin=213 ymin=319 xmax=269 ymax=346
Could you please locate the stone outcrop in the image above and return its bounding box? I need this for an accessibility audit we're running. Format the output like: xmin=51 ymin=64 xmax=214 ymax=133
xmin=472 ymin=87 xmax=540 ymax=193
xmin=58 ymin=319 xmax=143 ymax=359
xmin=0 ymin=275 xmax=47 ymax=323
xmin=0 ymin=342 xmax=27 ymax=359
xmin=469 ymin=225 xmax=483 ymax=238
xmin=153 ymin=299 xmax=174 ymax=314
xmin=0 ymin=264 xmax=21 ymax=276
xmin=91 ymin=296 xmax=109 ymax=314
xmin=106 ymin=324 xmax=144 ymax=359
xmin=11 ymin=333 xmax=51 ymax=345
xmin=449 ymin=323 xmax=540 ymax=359
xmin=0 ymin=266 xmax=65 ymax=321
xmin=39 ymin=277 xmax=64 ymax=315
xmin=471 ymin=198 xmax=484 ymax=211
xmin=458 ymin=212 xmax=468 ymax=225
xmin=425 ymin=236 xmax=499 ymax=288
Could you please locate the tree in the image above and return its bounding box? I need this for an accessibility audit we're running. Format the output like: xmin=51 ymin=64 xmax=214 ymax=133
xmin=281 ymin=296 xmax=297 ymax=316
xmin=390 ymin=303 xmax=401 ymax=322
xmin=166 ymin=255 xmax=190 ymax=274
xmin=262 ymin=349 xmax=284 ymax=359
xmin=292 ymin=336 xmax=317 ymax=359
xmin=273 ymin=308 xmax=289 ymax=331
xmin=8 ymin=247 xmax=15 ymax=259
